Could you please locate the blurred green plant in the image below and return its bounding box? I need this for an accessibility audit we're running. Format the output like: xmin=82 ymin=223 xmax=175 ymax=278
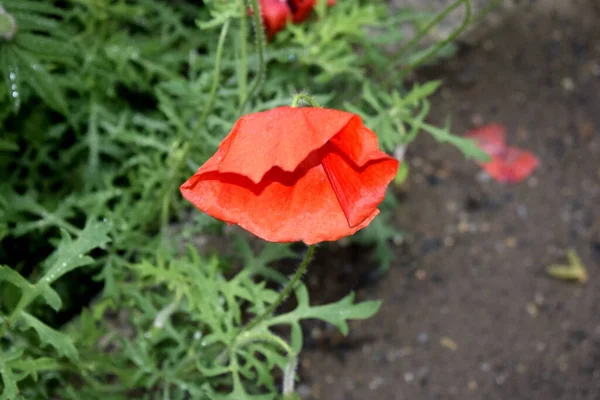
xmin=0 ymin=0 xmax=484 ymax=397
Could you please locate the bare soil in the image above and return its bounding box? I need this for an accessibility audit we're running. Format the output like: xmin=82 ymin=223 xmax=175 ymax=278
xmin=300 ymin=4 xmax=600 ymax=400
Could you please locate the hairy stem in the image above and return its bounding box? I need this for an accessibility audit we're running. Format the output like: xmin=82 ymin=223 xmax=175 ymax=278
xmin=389 ymin=0 xmax=472 ymax=82
xmin=237 ymin=0 xmax=249 ymax=104
xmin=242 ymin=245 xmax=316 ymax=332
xmin=291 ymin=93 xmax=321 ymax=108
xmin=239 ymin=0 xmax=267 ymax=114
xmin=198 ymin=19 xmax=230 ymax=128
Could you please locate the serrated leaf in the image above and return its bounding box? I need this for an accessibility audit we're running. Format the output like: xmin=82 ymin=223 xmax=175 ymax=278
xmin=7 ymin=357 xmax=60 ymax=382
xmin=290 ymin=322 xmax=303 ymax=353
xmin=10 ymin=11 xmax=59 ymax=33
xmin=412 ymin=120 xmax=489 ymax=161
xmin=37 ymin=283 xmax=62 ymax=311
xmin=0 ymin=265 xmax=32 ymax=292
xmin=14 ymin=34 xmax=77 ymax=64
xmin=267 ymin=285 xmax=381 ymax=336
xmin=2 ymin=0 xmax=62 ymax=15
xmin=0 ymin=139 xmax=19 ymax=151
xmin=0 ymin=362 xmax=19 ymax=400
xmin=14 ymin=48 xmax=69 ymax=115
xmin=18 ymin=312 xmax=78 ymax=361
xmin=0 ymin=46 xmax=21 ymax=112
xmin=41 ymin=220 xmax=111 ymax=285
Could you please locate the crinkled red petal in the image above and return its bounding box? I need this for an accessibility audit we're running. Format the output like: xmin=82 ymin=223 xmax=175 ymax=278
xmin=216 ymin=106 xmax=355 ymax=183
xmin=180 ymin=107 xmax=398 ymax=244
xmin=180 ymin=154 xmax=383 ymax=244
xmin=322 ymin=118 xmax=399 ymax=227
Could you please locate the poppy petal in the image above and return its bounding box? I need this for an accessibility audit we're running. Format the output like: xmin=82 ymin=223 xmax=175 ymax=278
xmin=465 ymin=123 xmax=507 ymax=156
xmin=503 ymin=147 xmax=540 ymax=183
xmin=479 ymin=155 xmax=509 ymax=183
xmin=321 ymin=120 xmax=399 ymax=227
xmin=216 ymin=107 xmax=355 ymax=183
xmin=259 ymin=0 xmax=290 ymax=37
xmin=181 ymin=106 xmax=398 ymax=244
xmin=180 ymin=157 xmax=378 ymax=244
xmin=288 ymin=0 xmax=317 ymax=23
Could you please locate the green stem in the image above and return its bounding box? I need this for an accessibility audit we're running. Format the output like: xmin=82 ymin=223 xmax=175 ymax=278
xmin=291 ymin=93 xmax=321 ymax=108
xmin=387 ymin=0 xmax=471 ymax=83
xmin=198 ymin=19 xmax=230 ymax=128
xmin=243 ymin=245 xmax=316 ymax=332
xmin=237 ymin=0 xmax=249 ymax=104
xmin=234 ymin=331 xmax=298 ymax=396
xmin=239 ymin=0 xmax=267 ymax=115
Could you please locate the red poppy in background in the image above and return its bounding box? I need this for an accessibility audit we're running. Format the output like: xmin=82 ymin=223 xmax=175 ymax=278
xmin=180 ymin=107 xmax=399 ymax=244
xmin=287 ymin=0 xmax=317 ymax=23
xmin=257 ymin=0 xmax=290 ymax=38
xmin=466 ymin=123 xmax=539 ymax=184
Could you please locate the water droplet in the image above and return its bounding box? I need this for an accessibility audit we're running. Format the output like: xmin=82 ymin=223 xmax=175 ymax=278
xmin=288 ymin=54 xmax=297 ymax=62
xmin=144 ymin=331 xmax=152 ymax=339
xmin=102 ymin=218 xmax=108 ymax=223
xmin=193 ymin=331 xmax=202 ymax=340
xmin=200 ymin=340 xmax=207 ymax=347
xmin=11 ymin=91 xmax=18 ymax=98
xmin=11 ymin=84 xmax=16 ymax=90
xmin=32 ymin=64 xmax=39 ymax=71
xmin=8 ymin=72 xmax=15 ymax=80
xmin=61 ymin=262 xmax=67 ymax=268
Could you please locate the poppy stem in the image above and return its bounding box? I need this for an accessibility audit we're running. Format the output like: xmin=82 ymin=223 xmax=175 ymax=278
xmin=243 ymin=245 xmax=316 ymax=332
xmin=239 ymin=0 xmax=267 ymax=114
xmin=391 ymin=0 xmax=471 ymax=82
xmin=291 ymin=93 xmax=321 ymax=108
xmin=198 ymin=19 xmax=230 ymax=128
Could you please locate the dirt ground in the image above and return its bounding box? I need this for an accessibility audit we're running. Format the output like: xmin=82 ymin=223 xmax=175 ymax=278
xmin=300 ymin=3 xmax=600 ymax=400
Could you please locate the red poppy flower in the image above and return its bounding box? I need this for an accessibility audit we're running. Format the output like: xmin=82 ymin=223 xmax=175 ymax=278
xmin=287 ymin=0 xmax=317 ymax=23
xmin=180 ymin=107 xmax=399 ymax=244
xmin=466 ymin=123 xmax=539 ymax=183
xmin=251 ymin=0 xmax=290 ymax=38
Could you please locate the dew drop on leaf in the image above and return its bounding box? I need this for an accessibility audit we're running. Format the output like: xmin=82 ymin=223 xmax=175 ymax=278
xmin=144 ymin=331 xmax=152 ymax=339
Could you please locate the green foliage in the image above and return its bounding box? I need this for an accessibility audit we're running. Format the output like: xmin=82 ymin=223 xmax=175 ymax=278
xmin=0 ymin=0 xmax=478 ymax=397
xmin=0 ymin=220 xmax=110 ymax=397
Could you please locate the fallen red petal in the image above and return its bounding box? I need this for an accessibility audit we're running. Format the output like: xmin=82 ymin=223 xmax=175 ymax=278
xmin=501 ymin=147 xmax=540 ymax=183
xmin=465 ymin=123 xmax=507 ymax=157
xmin=466 ymin=123 xmax=539 ymax=184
